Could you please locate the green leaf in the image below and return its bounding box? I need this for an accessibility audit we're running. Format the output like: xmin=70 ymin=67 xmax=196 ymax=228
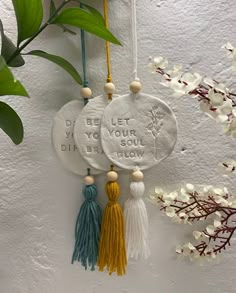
xmin=0 ymin=56 xmax=29 ymax=97
xmin=50 ymin=0 xmax=76 ymax=35
xmin=75 ymin=1 xmax=105 ymax=26
xmin=11 ymin=0 xmax=43 ymax=45
xmin=0 ymin=20 xmax=25 ymax=67
xmin=53 ymin=8 xmax=121 ymax=45
xmin=0 ymin=101 xmax=23 ymax=144
xmin=26 ymin=50 xmax=82 ymax=85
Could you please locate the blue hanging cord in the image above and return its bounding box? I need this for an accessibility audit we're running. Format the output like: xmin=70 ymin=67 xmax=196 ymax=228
xmin=80 ymin=4 xmax=89 ymax=88
xmin=81 ymin=29 xmax=89 ymax=88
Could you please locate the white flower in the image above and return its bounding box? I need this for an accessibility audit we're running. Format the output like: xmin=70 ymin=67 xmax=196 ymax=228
xmin=186 ymin=183 xmax=194 ymax=192
xmin=214 ymin=196 xmax=229 ymax=206
xmin=216 ymin=114 xmax=228 ymax=124
xmin=165 ymin=206 xmax=176 ymax=217
xmin=150 ymin=56 xmax=169 ymax=70
xmin=215 ymin=211 xmax=222 ymax=218
xmin=166 ymin=64 xmax=183 ymax=79
xmin=206 ymin=225 xmax=215 ymax=235
xmin=203 ymin=185 xmax=214 ymax=195
xmin=208 ymin=89 xmax=224 ymax=106
xmin=147 ymin=62 xmax=156 ymax=73
xmin=222 ymin=42 xmax=234 ymax=51
xmin=218 ymin=160 xmax=236 ymax=174
xmin=172 ymin=215 xmax=182 ymax=224
xmin=204 ymin=77 xmax=215 ymax=88
xmin=218 ymin=99 xmax=232 ymax=115
xmin=178 ymin=188 xmax=190 ymax=202
xmin=192 ymin=209 xmax=202 ymax=217
xmin=167 ymin=191 xmax=178 ymax=201
xmin=155 ymin=187 xmax=164 ymax=196
xmin=179 ymin=212 xmax=186 ymax=219
xmin=193 ymin=230 xmax=202 ymax=240
xmin=149 ymin=195 xmax=156 ymax=201
xmin=168 ymin=77 xmax=185 ymax=95
xmin=181 ymin=72 xmax=202 ymax=93
xmin=176 ymin=245 xmax=183 ymax=254
xmin=214 ymin=219 xmax=222 ymax=228
xmin=182 ymin=242 xmax=196 ymax=256
xmin=215 ymin=83 xmax=228 ymax=94
xmin=213 ymin=188 xmax=224 ymax=196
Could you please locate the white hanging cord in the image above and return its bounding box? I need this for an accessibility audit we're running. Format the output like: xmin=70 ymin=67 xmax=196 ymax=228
xmin=131 ymin=0 xmax=139 ymax=81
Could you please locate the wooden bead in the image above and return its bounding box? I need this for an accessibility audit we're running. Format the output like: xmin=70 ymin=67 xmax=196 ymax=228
xmin=107 ymin=170 xmax=118 ymax=182
xmin=131 ymin=170 xmax=144 ymax=182
xmin=80 ymin=87 xmax=92 ymax=98
xmin=130 ymin=81 xmax=142 ymax=93
xmin=84 ymin=175 xmax=95 ymax=186
xmin=104 ymin=82 xmax=116 ymax=94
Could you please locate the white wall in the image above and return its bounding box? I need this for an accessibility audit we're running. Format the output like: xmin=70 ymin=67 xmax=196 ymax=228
xmin=1 ymin=0 xmax=236 ymax=292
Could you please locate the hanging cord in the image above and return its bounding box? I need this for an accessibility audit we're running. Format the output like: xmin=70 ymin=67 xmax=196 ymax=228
xmin=129 ymin=0 xmax=142 ymax=94
xmin=79 ymin=4 xmax=92 ymax=104
xmin=131 ymin=0 xmax=139 ymax=81
xmin=104 ymin=0 xmax=112 ymax=83
xmin=103 ymin=0 xmax=115 ymax=100
xmin=81 ymin=29 xmax=89 ymax=88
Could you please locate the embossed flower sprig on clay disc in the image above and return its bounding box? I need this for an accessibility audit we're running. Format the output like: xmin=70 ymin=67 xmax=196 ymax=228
xmin=100 ymin=0 xmax=178 ymax=261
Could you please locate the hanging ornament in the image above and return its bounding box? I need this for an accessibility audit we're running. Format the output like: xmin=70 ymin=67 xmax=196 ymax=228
xmin=73 ymin=0 xmax=119 ymax=172
xmin=100 ymin=0 xmax=178 ymax=260
xmin=97 ymin=166 xmax=127 ymax=276
xmin=51 ymin=22 xmax=102 ymax=270
xmin=51 ymin=45 xmax=100 ymax=176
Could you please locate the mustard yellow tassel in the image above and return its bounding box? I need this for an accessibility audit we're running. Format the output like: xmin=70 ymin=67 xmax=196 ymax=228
xmin=97 ymin=170 xmax=127 ymax=276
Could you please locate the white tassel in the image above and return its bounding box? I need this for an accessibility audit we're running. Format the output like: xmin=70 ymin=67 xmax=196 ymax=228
xmin=124 ymin=170 xmax=150 ymax=260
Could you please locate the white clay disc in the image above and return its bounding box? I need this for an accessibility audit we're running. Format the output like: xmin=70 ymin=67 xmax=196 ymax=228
xmin=74 ymin=95 xmax=119 ymax=171
xmin=101 ymin=93 xmax=178 ymax=170
xmin=51 ymin=100 xmax=101 ymax=176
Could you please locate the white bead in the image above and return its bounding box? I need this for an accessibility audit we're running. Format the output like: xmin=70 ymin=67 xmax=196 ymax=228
xmin=130 ymin=81 xmax=142 ymax=93
xmin=84 ymin=175 xmax=95 ymax=186
xmin=131 ymin=170 xmax=144 ymax=182
xmin=104 ymin=82 xmax=116 ymax=94
xmin=80 ymin=87 xmax=92 ymax=98
xmin=107 ymin=170 xmax=118 ymax=182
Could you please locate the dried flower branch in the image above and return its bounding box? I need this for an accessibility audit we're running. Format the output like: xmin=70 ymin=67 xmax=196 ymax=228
xmin=147 ymin=49 xmax=236 ymax=138
xmin=149 ymin=184 xmax=236 ymax=261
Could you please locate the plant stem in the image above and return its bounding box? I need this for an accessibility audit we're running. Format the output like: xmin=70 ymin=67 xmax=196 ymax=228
xmin=7 ymin=0 xmax=71 ymax=65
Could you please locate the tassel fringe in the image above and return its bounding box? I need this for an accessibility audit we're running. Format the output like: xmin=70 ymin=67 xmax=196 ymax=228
xmin=98 ymin=180 xmax=127 ymax=276
xmin=124 ymin=181 xmax=150 ymax=260
xmin=72 ymin=184 xmax=102 ymax=270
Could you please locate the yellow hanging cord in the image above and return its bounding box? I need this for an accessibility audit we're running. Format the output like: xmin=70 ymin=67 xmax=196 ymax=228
xmin=104 ymin=0 xmax=113 ymax=99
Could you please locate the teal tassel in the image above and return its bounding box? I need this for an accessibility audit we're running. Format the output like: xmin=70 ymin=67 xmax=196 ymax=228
xmin=72 ymin=184 xmax=102 ymax=270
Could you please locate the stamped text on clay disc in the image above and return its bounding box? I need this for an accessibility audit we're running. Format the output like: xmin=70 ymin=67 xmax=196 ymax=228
xmin=101 ymin=93 xmax=178 ymax=170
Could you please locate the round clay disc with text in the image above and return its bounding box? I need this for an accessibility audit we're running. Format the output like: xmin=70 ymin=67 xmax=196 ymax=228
xmin=74 ymin=95 xmax=119 ymax=171
xmin=101 ymin=93 xmax=178 ymax=170
xmin=51 ymin=100 xmax=101 ymax=176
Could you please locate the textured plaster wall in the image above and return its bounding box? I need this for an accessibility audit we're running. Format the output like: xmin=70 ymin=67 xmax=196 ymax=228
xmin=1 ymin=0 xmax=236 ymax=292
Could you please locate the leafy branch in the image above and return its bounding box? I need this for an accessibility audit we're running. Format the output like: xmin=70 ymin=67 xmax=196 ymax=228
xmin=0 ymin=0 xmax=121 ymax=144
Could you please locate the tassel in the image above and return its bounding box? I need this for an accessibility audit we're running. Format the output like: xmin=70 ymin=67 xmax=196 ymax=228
xmin=124 ymin=168 xmax=150 ymax=260
xmin=97 ymin=167 xmax=127 ymax=276
xmin=72 ymin=172 xmax=102 ymax=271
